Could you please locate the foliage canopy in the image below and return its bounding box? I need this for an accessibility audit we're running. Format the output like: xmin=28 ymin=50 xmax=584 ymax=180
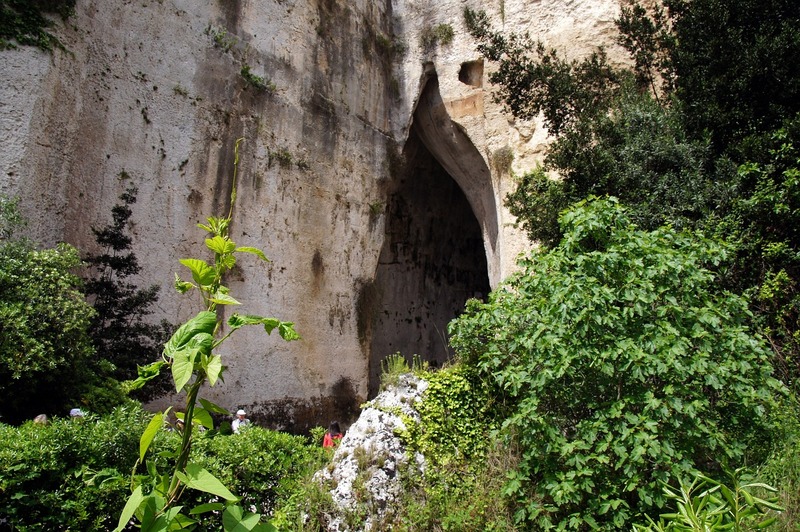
xmin=449 ymin=198 xmax=782 ymax=530
xmin=465 ymin=0 xmax=800 ymax=390
xmin=0 ymin=195 xmax=105 ymax=423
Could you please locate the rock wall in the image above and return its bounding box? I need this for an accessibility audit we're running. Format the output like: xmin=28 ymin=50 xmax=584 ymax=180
xmin=0 ymin=0 xmax=624 ymax=430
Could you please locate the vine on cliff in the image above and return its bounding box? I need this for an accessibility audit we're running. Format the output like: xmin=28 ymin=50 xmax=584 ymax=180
xmin=0 ymin=0 xmax=75 ymax=51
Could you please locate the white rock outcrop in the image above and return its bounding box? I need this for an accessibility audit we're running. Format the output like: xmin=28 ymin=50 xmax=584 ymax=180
xmin=314 ymin=373 xmax=428 ymax=531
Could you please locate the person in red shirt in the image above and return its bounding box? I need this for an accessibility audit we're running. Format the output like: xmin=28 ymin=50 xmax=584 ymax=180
xmin=323 ymin=421 xmax=343 ymax=448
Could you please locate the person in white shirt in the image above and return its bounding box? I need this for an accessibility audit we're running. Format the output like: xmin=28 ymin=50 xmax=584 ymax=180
xmin=232 ymin=409 xmax=250 ymax=434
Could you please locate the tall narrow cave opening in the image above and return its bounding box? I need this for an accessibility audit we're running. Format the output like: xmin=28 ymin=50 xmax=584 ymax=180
xmin=366 ymin=124 xmax=491 ymax=397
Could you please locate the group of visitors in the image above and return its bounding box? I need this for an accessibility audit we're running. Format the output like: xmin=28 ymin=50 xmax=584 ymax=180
xmin=31 ymin=408 xmax=85 ymax=425
xmin=32 ymin=406 xmax=345 ymax=448
xmin=231 ymin=409 xmax=344 ymax=448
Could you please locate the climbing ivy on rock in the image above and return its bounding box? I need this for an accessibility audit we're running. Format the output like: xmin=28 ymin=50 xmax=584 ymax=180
xmin=0 ymin=0 xmax=75 ymax=51
xmin=403 ymin=365 xmax=497 ymax=465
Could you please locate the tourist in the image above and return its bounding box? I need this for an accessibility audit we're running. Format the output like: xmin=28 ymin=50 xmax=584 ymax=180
xmin=323 ymin=421 xmax=343 ymax=448
xmin=232 ymin=409 xmax=250 ymax=434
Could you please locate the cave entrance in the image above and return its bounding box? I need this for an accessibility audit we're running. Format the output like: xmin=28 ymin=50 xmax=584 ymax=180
xmin=366 ymin=74 xmax=494 ymax=397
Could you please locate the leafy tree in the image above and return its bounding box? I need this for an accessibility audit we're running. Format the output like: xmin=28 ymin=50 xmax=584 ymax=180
xmin=465 ymin=7 xmax=725 ymax=249
xmin=83 ymin=181 xmax=172 ymax=398
xmin=666 ymin=0 xmax=800 ymax=156
xmin=449 ymin=198 xmax=782 ymax=530
xmin=464 ymin=7 xmax=622 ymax=139
xmin=505 ymin=88 xmax=722 ymax=247
xmin=615 ymin=0 xmax=676 ymax=101
xmin=712 ymin=122 xmax=800 ymax=391
xmin=0 ymin=195 xmax=99 ymax=423
xmin=466 ymin=1 xmax=800 ymax=390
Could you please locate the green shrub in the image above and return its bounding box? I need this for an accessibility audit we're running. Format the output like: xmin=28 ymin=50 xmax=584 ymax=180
xmin=384 ymin=444 xmax=517 ymax=532
xmin=0 ymin=405 xmax=326 ymax=531
xmin=634 ymin=468 xmax=783 ymax=531
xmin=189 ymin=427 xmax=327 ymax=525
xmin=760 ymin=397 xmax=800 ymax=530
xmin=420 ymin=23 xmax=454 ymax=50
xmin=241 ymin=65 xmax=276 ymax=93
xmin=0 ymin=238 xmax=104 ymax=423
xmin=0 ymin=403 xmax=155 ymax=530
xmin=449 ymin=197 xmax=783 ymax=530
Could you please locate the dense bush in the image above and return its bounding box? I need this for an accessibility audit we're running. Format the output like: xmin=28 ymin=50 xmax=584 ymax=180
xmin=0 ymin=404 xmax=326 ymax=531
xmin=506 ymin=90 xmax=721 ymax=247
xmin=188 ymin=426 xmax=327 ymax=529
xmin=466 ymin=1 xmax=800 ymax=392
xmin=0 ymin=403 xmax=151 ymax=530
xmin=449 ymin=198 xmax=783 ymax=530
xmin=712 ymin=124 xmax=800 ymax=392
xmin=0 ymin=194 xmax=126 ymax=423
xmin=0 ymin=238 xmax=104 ymax=423
xmin=760 ymin=397 xmax=800 ymax=530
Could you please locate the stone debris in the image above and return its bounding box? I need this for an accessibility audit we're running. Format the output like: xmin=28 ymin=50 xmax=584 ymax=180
xmin=313 ymin=373 xmax=428 ymax=531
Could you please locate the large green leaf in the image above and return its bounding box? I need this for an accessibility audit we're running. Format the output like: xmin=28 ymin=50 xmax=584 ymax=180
xmin=222 ymin=505 xmax=271 ymax=532
xmin=210 ymin=291 xmax=241 ymax=306
xmin=179 ymin=258 xmax=216 ymax=287
xmin=187 ymin=332 xmax=214 ymax=356
xmin=171 ymin=348 xmax=197 ymax=393
xmin=140 ymin=411 xmax=165 ymax=462
xmin=113 ymin=485 xmax=144 ymax=532
xmin=235 ymin=246 xmax=270 ymax=262
xmin=164 ymin=311 xmax=217 ymax=359
xmin=199 ymin=397 xmax=230 ymax=416
xmin=176 ymin=464 xmax=239 ymax=501
xmin=206 ymin=235 xmax=236 ymax=255
xmin=193 ymin=407 xmax=214 ymax=430
xmin=189 ymin=503 xmax=226 ymax=515
xmin=205 ymin=355 xmax=223 ymax=386
xmin=170 ymin=510 xmax=196 ymax=530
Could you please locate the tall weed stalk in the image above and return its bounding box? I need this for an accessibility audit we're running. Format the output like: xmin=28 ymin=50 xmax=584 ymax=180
xmin=114 ymin=139 xmax=299 ymax=532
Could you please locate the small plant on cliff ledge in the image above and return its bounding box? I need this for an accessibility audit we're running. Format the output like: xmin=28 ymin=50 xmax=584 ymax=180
xmin=115 ymin=138 xmax=299 ymax=532
xmin=241 ymin=65 xmax=276 ymax=93
xmin=205 ymin=24 xmax=237 ymax=53
xmin=420 ymin=23 xmax=454 ymax=51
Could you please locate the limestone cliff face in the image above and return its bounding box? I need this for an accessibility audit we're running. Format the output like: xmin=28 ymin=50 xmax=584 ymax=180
xmin=0 ymin=0 xmax=623 ymax=430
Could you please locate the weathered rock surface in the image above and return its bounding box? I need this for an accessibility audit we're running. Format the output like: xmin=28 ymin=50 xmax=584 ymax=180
xmin=313 ymin=373 xmax=428 ymax=531
xmin=0 ymin=0 xmax=625 ymax=429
